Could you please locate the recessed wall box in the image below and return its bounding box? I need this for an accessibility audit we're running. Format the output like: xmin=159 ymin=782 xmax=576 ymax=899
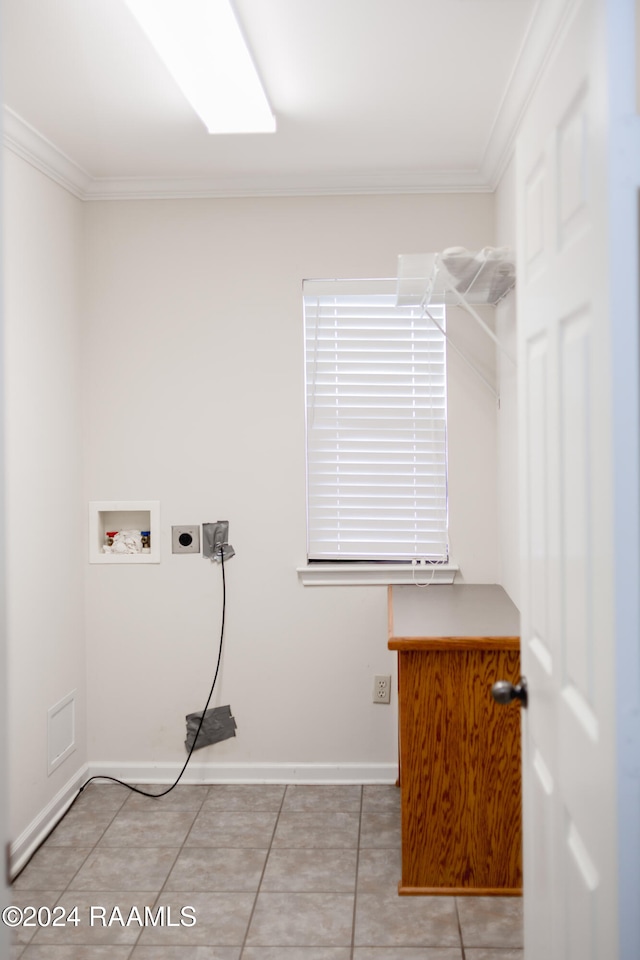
xmin=89 ymin=500 xmax=160 ymax=563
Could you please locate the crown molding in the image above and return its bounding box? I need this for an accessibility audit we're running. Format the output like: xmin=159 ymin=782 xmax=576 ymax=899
xmin=82 ymin=169 xmax=491 ymax=200
xmin=1 ymin=111 xmax=492 ymax=200
xmin=3 ymin=106 xmax=92 ymax=200
xmin=481 ymin=0 xmax=580 ymax=189
xmin=3 ymin=2 xmax=563 ymax=202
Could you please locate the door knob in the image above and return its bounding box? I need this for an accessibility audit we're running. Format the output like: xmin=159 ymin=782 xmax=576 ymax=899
xmin=491 ymin=677 xmax=528 ymax=708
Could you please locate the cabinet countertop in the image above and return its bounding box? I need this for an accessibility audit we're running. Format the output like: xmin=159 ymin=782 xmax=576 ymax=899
xmin=388 ymin=584 xmax=520 ymax=649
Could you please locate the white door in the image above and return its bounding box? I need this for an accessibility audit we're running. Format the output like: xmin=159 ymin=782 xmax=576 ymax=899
xmin=0 ymin=21 xmax=9 ymax=950
xmin=517 ymin=0 xmax=640 ymax=957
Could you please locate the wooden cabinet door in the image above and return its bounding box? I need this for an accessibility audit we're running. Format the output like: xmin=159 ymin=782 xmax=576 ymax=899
xmin=398 ymin=645 xmax=522 ymax=894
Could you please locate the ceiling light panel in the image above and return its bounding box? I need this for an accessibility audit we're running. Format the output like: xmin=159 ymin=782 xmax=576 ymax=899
xmin=123 ymin=0 xmax=275 ymax=134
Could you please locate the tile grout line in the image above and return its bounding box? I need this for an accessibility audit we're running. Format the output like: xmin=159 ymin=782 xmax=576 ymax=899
xmin=59 ymin=782 xmax=210 ymax=955
xmin=55 ymin=783 xmax=131 ymax=900
xmin=17 ymin=783 xmax=144 ymax=953
xmin=75 ymin=782 xmax=208 ymax=954
xmin=143 ymin=782 xmax=213 ymax=954
xmin=237 ymin=782 xmax=288 ymax=959
xmin=349 ymin=783 xmax=364 ymax=960
xmin=13 ymin=784 xmax=524 ymax=958
xmin=454 ymin=896 xmax=467 ymax=960
xmin=12 ymin=779 xmax=130 ymax=890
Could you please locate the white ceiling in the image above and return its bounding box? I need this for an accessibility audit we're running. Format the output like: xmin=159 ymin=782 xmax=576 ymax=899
xmin=2 ymin=0 xmax=549 ymax=199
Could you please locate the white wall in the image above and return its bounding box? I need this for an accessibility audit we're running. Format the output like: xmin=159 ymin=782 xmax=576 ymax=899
xmin=83 ymin=193 xmax=499 ymax=777
xmin=1 ymin=170 xmax=502 ymax=836
xmin=494 ymin=156 xmax=520 ymax=609
xmin=3 ymin=151 xmax=87 ymax=842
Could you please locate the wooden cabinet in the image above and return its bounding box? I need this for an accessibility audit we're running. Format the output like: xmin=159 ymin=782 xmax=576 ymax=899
xmin=388 ymin=584 xmax=522 ymax=896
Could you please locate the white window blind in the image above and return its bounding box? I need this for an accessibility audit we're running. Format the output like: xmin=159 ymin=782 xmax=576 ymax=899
xmin=303 ymin=279 xmax=448 ymax=562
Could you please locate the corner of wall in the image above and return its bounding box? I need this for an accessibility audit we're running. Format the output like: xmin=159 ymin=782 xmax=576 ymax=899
xmin=494 ymin=154 xmax=520 ymax=611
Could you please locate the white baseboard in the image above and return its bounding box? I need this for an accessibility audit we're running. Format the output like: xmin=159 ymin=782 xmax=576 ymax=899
xmin=87 ymin=760 xmax=398 ymax=786
xmin=10 ymin=763 xmax=89 ymax=879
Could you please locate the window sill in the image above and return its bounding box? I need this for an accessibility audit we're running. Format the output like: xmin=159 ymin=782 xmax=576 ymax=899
xmin=296 ymin=562 xmax=459 ymax=587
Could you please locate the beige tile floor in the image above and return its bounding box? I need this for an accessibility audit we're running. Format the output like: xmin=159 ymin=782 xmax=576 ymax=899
xmin=7 ymin=782 xmax=523 ymax=959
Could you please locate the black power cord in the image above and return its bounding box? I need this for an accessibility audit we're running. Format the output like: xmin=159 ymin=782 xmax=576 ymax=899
xmin=78 ymin=548 xmax=228 ymax=800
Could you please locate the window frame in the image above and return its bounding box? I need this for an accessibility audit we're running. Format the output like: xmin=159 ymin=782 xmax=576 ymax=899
xmin=301 ymin=278 xmax=456 ymax=582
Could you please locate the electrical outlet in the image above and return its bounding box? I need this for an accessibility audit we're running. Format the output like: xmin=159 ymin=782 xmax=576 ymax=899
xmin=373 ymin=675 xmax=392 ymax=704
xmin=171 ymin=525 xmax=200 ymax=554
